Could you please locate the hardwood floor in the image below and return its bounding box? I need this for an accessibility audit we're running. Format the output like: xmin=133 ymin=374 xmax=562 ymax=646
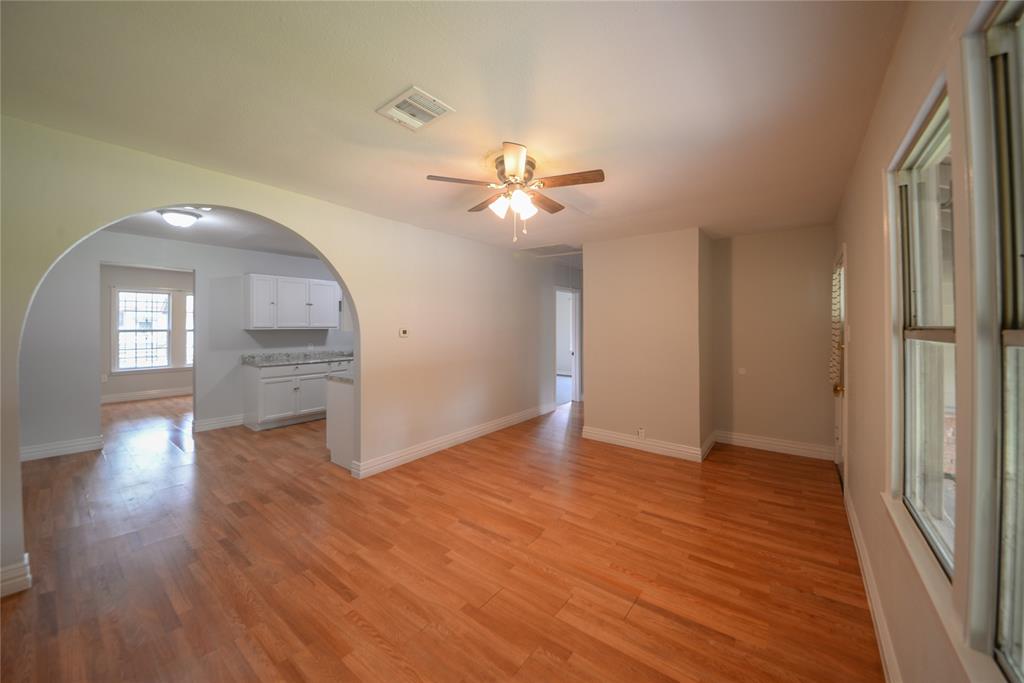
xmin=2 ymin=398 xmax=883 ymax=682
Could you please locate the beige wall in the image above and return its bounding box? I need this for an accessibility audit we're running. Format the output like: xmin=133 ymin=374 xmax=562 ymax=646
xmin=711 ymin=225 xmax=835 ymax=448
xmin=582 ymin=229 xmax=702 ymax=448
xmin=698 ymin=231 xmax=714 ymax=448
xmin=1 ymin=117 xmax=575 ymax=568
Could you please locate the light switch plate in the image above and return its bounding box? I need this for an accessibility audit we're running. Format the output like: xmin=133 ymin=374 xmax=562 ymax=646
xmin=399 ymin=328 xmax=409 ymax=338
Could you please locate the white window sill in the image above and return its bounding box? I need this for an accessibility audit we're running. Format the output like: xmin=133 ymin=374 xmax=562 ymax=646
xmin=110 ymin=366 xmax=193 ymax=376
xmin=879 ymin=492 xmax=1006 ymax=682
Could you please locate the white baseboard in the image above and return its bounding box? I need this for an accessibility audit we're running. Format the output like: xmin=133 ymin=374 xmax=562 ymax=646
xmin=1 ymin=553 xmax=32 ymax=597
xmin=101 ymin=387 xmax=192 ymax=404
xmin=539 ymin=402 xmax=557 ymax=415
xmin=352 ymin=406 xmax=544 ymax=479
xmin=581 ymin=426 xmax=703 ymax=462
xmin=713 ymin=430 xmax=834 ymax=460
xmin=20 ymin=435 xmax=103 ymax=461
xmin=845 ymin=493 xmax=901 ymax=682
xmin=193 ymin=414 xmax=244 ymax=433
xmin=701 ymin=433 xmax=716 ymax=458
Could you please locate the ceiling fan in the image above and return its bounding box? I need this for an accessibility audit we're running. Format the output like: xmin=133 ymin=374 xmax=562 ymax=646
xmin=427 ymin=142 xmax=604 ymax=242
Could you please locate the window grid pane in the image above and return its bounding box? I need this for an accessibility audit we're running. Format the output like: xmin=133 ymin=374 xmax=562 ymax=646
xmin=903 ymin=339 xmax=956 ymax=573
xmin=116 ymin=291 xmax=170 ymax=370
xmin=998 ymin=346 xmax=1024 ymax=682
xmin=186 ymin=294 xmax=194 ymax=366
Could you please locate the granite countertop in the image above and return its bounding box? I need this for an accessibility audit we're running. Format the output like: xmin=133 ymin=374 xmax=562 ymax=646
xmin=241 ymin=350 xmax=354 ymax=368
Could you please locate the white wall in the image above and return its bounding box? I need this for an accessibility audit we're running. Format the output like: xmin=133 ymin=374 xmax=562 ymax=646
xmin=1 ymin=116 xmax=576 ymax=570
xmin=100 ymin=265 xmax=194 ymax=401
xmin=711 ymin=225 xmax=835 ymax=448
xmin=20 ymin=230 xmax=353 ymax=452
xmin=555 ymin=290 xmax=573 ymax=376
xmin=833 ymin=2 xmax=996 ymax=682
xmin=583 ymin=228 xmax=703 ymax=450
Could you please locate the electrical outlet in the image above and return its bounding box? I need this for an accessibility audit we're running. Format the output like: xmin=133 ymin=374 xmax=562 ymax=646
xmin=399 ymin=328 xmax=409 ymax=338
xmin=637 ymin=427 xmax=646 ymax=440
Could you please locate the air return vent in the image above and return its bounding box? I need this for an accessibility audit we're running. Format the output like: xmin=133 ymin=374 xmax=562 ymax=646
xmin=520 ymin=244 xmax=582 ymax=257
xmin=376 ymin=86 xmax=454 ymax=131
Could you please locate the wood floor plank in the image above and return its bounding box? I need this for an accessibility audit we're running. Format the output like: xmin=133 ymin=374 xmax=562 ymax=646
xmin=1 ymin=396 xmax=884 ymax=681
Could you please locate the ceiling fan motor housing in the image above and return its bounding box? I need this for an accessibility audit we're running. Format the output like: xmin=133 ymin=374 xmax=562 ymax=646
xmin=496 ymin=155 xmax=536 ymax=184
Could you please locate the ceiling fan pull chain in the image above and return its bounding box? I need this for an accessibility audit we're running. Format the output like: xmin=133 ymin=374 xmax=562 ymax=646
xmin=512 ymin=212 xmax=518 ymax=243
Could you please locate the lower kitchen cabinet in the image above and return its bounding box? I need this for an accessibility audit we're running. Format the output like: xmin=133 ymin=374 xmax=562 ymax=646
xmin=242 ymin=360 xmax=351 ymax=430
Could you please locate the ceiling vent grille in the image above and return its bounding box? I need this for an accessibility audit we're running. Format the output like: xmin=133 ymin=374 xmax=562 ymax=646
xmin=521 ymin=244 xmax=582 ymax=257
xmin=376 ymin=86 xmax=454 ymax=131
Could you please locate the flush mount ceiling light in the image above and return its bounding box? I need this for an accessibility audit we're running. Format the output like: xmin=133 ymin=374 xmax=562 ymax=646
xmin=158 ymin=209 xmax=202 ymax=228
xmin=427 ymin=142 xmax=605 ymax=243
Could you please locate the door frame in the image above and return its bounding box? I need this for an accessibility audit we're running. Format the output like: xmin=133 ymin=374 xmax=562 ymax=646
xmin=555 ymin=286 xmax=582 ymax=403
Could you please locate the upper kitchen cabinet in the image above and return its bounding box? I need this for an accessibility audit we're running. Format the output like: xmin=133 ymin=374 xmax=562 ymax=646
xmin=244 ymin=273 xmax=341 ymax=329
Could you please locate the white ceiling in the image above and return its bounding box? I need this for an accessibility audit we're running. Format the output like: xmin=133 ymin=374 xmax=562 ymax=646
xmin=105 ymin=206 xmax=321 ymax=258
xmin=2 ymin=2 xmax=905 ymax=248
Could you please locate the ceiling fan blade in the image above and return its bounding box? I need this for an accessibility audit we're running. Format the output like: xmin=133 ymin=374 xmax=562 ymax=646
xmin=530 ymin=191 xmax=565 ymax=214
xmin=427 ymin=175 xmax=493 ymax=186
xmin=535 ymin=169 xmax=605 ymax=189
xmin=468 ymin=192 xmax=503 ymax=212
xmin=503 ymin=142 xmax=528 ymax=179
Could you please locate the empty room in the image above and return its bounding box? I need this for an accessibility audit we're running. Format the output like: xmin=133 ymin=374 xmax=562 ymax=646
xmin=1 ymin=2 xmax=1021 ymax=682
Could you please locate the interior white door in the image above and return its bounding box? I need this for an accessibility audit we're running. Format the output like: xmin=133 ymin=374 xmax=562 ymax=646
xmin=260 ymin=378 xmax=297 ymax=422
xmin=249 ymin=275 xmax=277 ymax=329
xmin=296 ymin=374 xmax=328 ymax=415
xmin=275 ymin=277 xmax=310 ymax=328
xmin=307 ymin=280 xmax=339 ymax=328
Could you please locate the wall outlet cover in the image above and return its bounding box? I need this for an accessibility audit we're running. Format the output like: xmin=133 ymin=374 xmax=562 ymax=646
xmin=399 ymin=328 xmax=409 ymax=338
xmin=637 ymin=427 xmax=646 ymax=440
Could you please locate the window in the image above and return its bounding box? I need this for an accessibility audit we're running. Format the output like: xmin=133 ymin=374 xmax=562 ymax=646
xmin=991 ymin=9 xmax=1024 ymax=682
xmin=896 ymin=96 xmax=957 ymax=575
xmin=186 ymin=294 xmax=194 ymax=366
xmin=116 ymin=291 xmax=171 ymax=370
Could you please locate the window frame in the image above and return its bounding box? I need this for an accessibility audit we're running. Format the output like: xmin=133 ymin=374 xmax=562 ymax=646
xmin=894 ymin=92 xmax=959 ymax=578
xmin=112 ymin=287 xmax=173 ymax=373
xmin=185 ymin=293 xmax=195 ymax=367
xmin=988 ymin=7 xmax=1024 ymax=682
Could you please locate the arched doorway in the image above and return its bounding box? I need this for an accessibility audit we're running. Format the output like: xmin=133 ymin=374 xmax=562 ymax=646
xmin=16 ymin=203 xmax=361 ymax=482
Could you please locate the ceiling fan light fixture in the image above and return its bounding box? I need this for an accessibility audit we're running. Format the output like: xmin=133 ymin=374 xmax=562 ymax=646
xmin=510 ymin=189 xmax=533 ymax=215
xmin=488 ymin=194 xmax=510 ymax=219
xmin=158 ymin=209 xmax=202 ymax=228
xmin=517 ymin=201 xmax=538 ymax=220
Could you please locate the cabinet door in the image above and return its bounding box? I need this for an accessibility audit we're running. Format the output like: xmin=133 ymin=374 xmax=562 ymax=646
xmin=308 ymin=280 xmax=339 ymax=328
xmin=296 ymin=375 xmax=327 ymax=415
xmin=260 ymin=378 xmax=297 ymax=422
xmin=275 ymin=277 xmax=310 ymax=327
xmin=248 ymin=275 xmax=277 ymax=329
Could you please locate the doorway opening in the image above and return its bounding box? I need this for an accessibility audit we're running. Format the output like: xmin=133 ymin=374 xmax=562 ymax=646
xmin=100 ymin=264 xmax=196 ymax=450
xmin=555 ymin=287 xmax=582 ymax=405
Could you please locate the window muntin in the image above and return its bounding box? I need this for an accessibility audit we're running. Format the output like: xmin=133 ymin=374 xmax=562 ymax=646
xmin=116 ymin=291 xmax=170 ymax=370
xmin=897 ymin=96 xmax=957 ymax=576
xmin=186 ymin=294 xmax=194 ymax=366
